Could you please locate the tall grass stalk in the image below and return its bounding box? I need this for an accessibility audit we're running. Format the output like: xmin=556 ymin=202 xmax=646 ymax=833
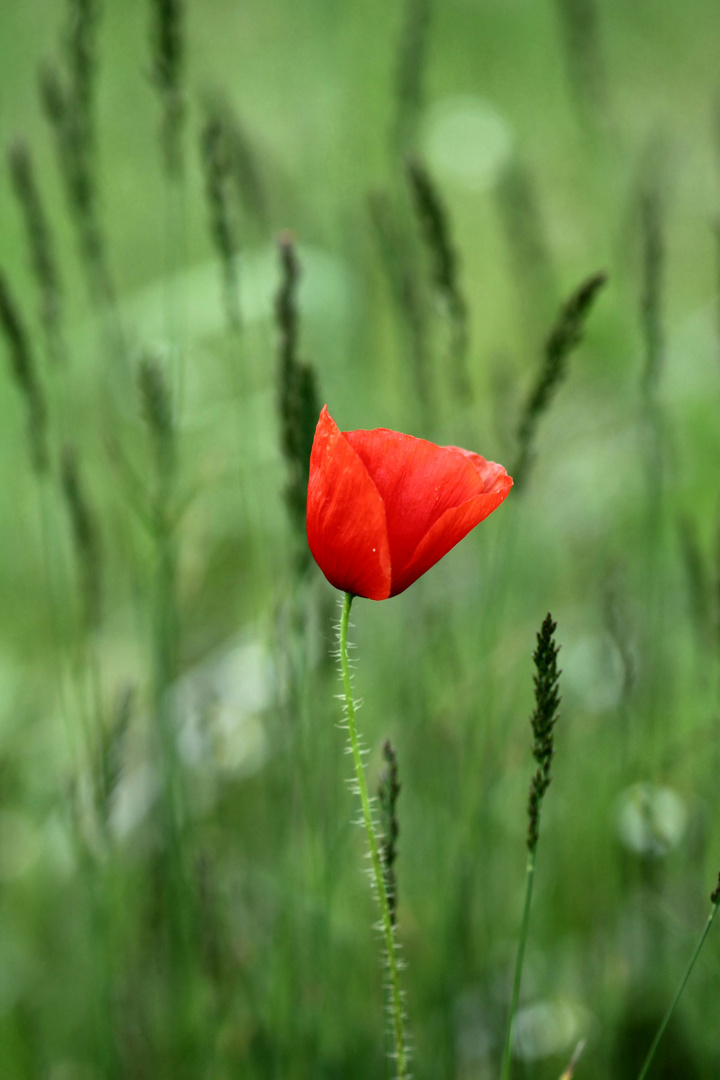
xmin=60 ymin=443 xmax=107 ymax=810
xmin=637 ymin=187 xmax=669 ymax=742
xmin=393 ymin=0 xmax=433 ymax=155
xmin=406 ymin=156 xmax=471 ymax=400
xmin=138 ymin=355 xmax=187 ymax=948
xmin=339 ymin=593 xmax=409 ymax=1080
xmin=150 ymin=0 xmax=187 ymax=405
xmin=369 ymin=188 xmax=431 ymax=419
xmin=0 ymin=271 xmax=49 ymax=473
xmin=8 ymin=140 xmax=67 ymax=368
xmin=275 ymin=233 xmax=320 ymax=566
xmin=201 ymin=107 xmax=242 ymax=334
xmin=500 ymin=846 xmax=537 ymax=1080
xmin=378 ymin=739 xmax=401 ymax=927
xmin=39 ymin=54 xmax=127 ymax=373
xmin=513 ymin=270 xmax=606 ymax=489
xmin=552 ymin=0 xmax=607 ymax=128
xmin=0 ymin=272 xmax=92 ymax=790
xmin=500 ymin=613 xmax=561 ymax=1080
xmin=635 ymin=895 xmax=720 ymax=1080
xmin=40 ymin=0 xmax=111 ymax=317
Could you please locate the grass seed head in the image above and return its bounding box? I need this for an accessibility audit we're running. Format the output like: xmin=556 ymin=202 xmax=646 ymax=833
xmin=527 ymin=612 xmax=561 ymax=852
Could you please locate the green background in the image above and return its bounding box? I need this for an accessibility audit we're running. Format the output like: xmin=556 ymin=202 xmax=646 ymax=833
xmin=0 ymin=1 xmax=719 ymax=1077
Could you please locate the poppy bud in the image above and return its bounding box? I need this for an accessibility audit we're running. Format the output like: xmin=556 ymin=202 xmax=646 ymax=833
xmin=306 ymin=406 xmax=513 ymax=600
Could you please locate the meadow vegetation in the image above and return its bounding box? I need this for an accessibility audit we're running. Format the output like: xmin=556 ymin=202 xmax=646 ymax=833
xmin=1 ymin=1 xmax=720 ymax=1077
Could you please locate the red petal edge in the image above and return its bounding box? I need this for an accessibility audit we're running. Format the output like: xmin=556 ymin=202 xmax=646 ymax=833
xmin=306 ymin=407 xmax=392 ymax=600
xmin=344 ymin=430 xmax=489 ymax=583
xmin=389 ymin=466 xmax=513 ymax=597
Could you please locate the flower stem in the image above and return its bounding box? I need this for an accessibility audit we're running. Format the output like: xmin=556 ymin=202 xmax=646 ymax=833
xmin=499 ymin=846 xmax=537 ymax=1080
xmin=339 ymin=592 xmax=408 ymax=1080
xmin=635 ymin=900 xmax=719 ymax=1080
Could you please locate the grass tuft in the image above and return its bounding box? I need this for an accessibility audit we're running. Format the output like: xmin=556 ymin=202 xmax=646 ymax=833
xmin=61 ymin=444 xmax=103 ymax=633
xmin=150 ymin=0 xmax=186 ymax=177
xmin=275 ymin=233 xmax=321 ymax=558
xmin=0 ymin=269 xmax=48 ymax=472
xmin=527 ymin=612 xmax=561 ymax=852
xmin=406 ymin=155 xmax=471 ymax=400
xmin=514 ymin=269 xmax=607 ymax=488
xmin=378 ymin=739 xmax=401 ymax=927
xmin=8 ymin=140 xmax=66 ymax=367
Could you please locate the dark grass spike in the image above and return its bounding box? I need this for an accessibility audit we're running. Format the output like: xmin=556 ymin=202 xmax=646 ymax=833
xmin=500 ymin=613 xmax=563 ymax=1080
xmin=8 ymin=140 xmax=66 ymax=366
xmin=552 ymin=0 xmax=608 ymax=128
xmin=393 ymin=0 xmax=433 ymax=154
xmin=0 ymin=270 xmax=48 ymax=473
xmin=61 ymin=445 xmax=103 ymax=632
xmin=137 ymin=352 xmax=186 ymax=924
xmin=378 ymin=739 xmax=401 ymax=927
xmin=712 ymin=871 xmax=720 ymax=906
xmin=368 ymin=188 xmax=431 ymax=410
xmin=406 ymin=156 xmax=472 ymax=399
xmin=210 ymin=95 xmax=270 ymax=232
xmin=65 ymin=0 xmax=100 ymax=158
xmin=527 ymin=613 xmax=562 ymax=852
xmin=200 ymin=109 xmax=241 ymax=332
xmin=39 ymin=62 xmax=114 ymax=310
xmin=150 ymin=0 xmax=185 ymax=177
xmin=275 ymin=234 xmax=321 ymax=557
xmin=138 ymin=353 xmax=174 ymax=480
xmin=678 ymin=516 xmax=710 ymax=646
xmin=513 ymin=269 xmax=607 ymax=489
xmin=99 ymin=681 xmax=134 ymax=819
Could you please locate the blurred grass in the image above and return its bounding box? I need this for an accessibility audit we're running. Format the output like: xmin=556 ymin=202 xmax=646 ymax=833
xmin=0 ymin=1 xmax=720 ymax=1078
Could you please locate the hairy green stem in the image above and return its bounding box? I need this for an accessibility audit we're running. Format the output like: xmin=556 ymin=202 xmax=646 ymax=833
xmin=339 ymin=592 xmax=408 ymax=1080
xmin=635 ymin=901 xmax=719 ymax=1080
xmin=500 ymin=846 xmax=537 ymax=1080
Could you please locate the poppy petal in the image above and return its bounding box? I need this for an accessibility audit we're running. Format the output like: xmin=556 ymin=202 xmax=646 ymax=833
xmin=389 ymin=468 xmax=513 ymax=597
xmin=306 ymin=407 xmax=392 ymax=600
xmin=344 ymin=430 xmax=485 ymax=581
xmin=447 ymin=447 xmax=510 ymax=492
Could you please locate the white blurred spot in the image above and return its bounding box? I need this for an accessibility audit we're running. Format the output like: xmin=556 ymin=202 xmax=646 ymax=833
xmin=41 ymin=812 xmax=77 ymax=879
xmin=176 ymin=637 xmax=272 ymax=777
xmin=119 ymin=244 xmax=352 ymax=349
xmin=617 ymin=782 xmax=688 ymax=857
xmin=108 ymin=636 xmax=274 ymax=838
xmin=562 ymin=633 xmax=625 ymax=713
xmin=109 ymin=762 xmax=159 ymax=840
xmin=514 ymin=998 xmax=590 ymax=1061
xmin=422 ymin=96 xmax=514 ymax=191
xmin=108 ymin=760 xmax=158 ymax=833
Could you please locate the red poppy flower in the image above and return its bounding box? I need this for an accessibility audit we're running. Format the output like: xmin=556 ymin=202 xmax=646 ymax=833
xmin=306 ymin=406 xmax=513 ymax=600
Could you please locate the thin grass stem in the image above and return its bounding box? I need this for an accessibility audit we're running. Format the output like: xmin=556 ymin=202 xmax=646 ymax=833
xmin=499 ymin=846 xmax=537 ymax=1080
xmin=339 ymin=592 xmax=408 ymax=1080
xmin=635 ymin=900 xmax=719 ymax=1080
